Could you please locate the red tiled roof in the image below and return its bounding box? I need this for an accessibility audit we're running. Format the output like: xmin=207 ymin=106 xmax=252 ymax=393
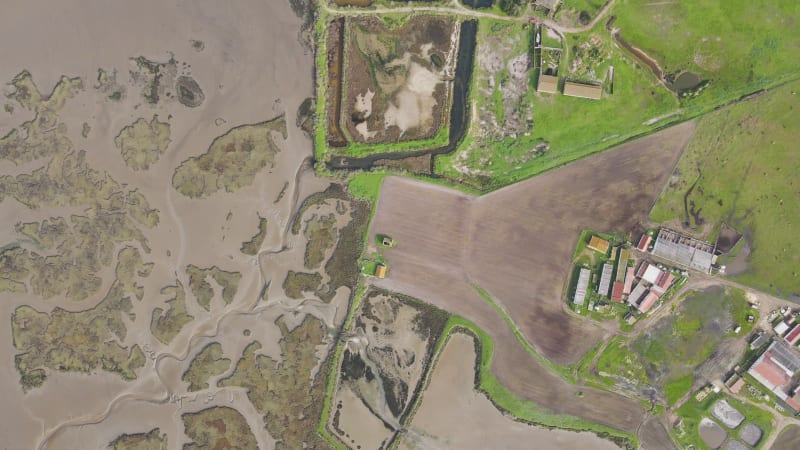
xmin=639 ymin=292 xmax=659 ymax=313
xmin=656 ymin=272 xmax=675 ymax=290
xmin=637 ymin=235 xmax=651 ymax=251
xmin=623 ymin=267 xmax=635 ymax=294
xmin=611 ymin=282 xmax=624 ymax=303
xmin=753 ymin=353 xmax=792 ymax=388
xmin=636 ymin=261 xmax=648 ymax=278
xmin=786 ymin=393 xmax=800 ymax=412
xmin=786 ymin=324 xmax=800 ymax=345
xmin=730 ymin=379 xmax=746 ymax=394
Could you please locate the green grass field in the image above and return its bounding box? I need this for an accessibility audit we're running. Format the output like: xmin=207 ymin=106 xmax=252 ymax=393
xmin=664 ymin=373 xmax=694 ymax=406
xmin=613 ymin=0 xmax=800 ymax=110
xmin=651 ymin=79 xmax=800 ymax=297
xmin=436 ymin=19 xmax=679 ymax=190
xmin=594 ymin=336 xmax=649 ymax=389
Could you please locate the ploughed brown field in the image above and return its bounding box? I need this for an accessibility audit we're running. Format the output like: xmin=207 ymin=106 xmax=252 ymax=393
xmin=639 ymin=416 xmax=676 ymax=450
xmin=370 ymin=121 xmax=696 ymax=433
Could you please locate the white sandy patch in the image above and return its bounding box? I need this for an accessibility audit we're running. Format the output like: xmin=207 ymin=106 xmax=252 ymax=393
xmin=419 ymin=42 xmax=434 ymax=60
xmin=354 ymin=89 xmax=377 ymax=139
xmin=384 ymin=62 xmax=440 ymax=134
xmin=355 ymin=89 xmax=375 ymax=117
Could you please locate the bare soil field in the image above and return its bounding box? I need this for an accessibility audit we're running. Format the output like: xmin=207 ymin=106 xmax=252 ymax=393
xmin=400 ymin=332 xmax=622 ymax=450
xmin=639 ymin=416 xmax=675 ymax=450
xmin=343 ymin=16 xmax=455 ymax=143
xmin=370 ymin=121 xmax=696 ymax=432
xmin=772 ymin=425 xmax=800 ymax=450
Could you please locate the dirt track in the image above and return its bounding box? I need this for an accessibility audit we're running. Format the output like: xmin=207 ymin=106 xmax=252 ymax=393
xmin=370 ymin=121 xmax=696 ymax=433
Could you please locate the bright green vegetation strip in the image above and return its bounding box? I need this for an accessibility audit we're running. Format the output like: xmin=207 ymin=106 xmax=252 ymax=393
xmin=651 ymin=79 xmax=800 ymax=297
xmin=347 ymin=172 xmax=385 ymax=202
xmin=664 ymin=373 xmax=694 ymax=406
xmin=613 ymin=0 xmax=800 ymax=109
xmin=674 ymin=392 xmax=774 ymax=450
xmin=472 ymin=285 xmax=576 ymax=382
xmin=335 ymin=125 xmax=449 ymax=158
xmin=318 ymin=282 xmax=634 ymax=447
xmin=439 ymin=316 xmax=637 ymax=448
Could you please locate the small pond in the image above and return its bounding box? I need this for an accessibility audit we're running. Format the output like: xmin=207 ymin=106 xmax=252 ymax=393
xmin=669 ymin=71 xmax=703 ymax=93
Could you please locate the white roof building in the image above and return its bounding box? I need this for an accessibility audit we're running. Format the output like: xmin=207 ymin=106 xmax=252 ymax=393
xmin=573 ymin=268 xmax=590 ymax=305
xmin=642 ymin=264 xmax=663 ymax=285
xmin=775 ymin=321 xmax=791 ymax=336
xmin=627 ymin=282 xmax=648 ymax=308
xmin=598 ymin=263 xmax=613 ymax=297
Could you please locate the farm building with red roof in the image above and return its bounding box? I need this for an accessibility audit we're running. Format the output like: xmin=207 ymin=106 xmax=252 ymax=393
xmin=786 ymin=324 xmax=800 ymax=345
xmin=623 ymin=267 xmax=635 ymax=294
xmin=637 ymin=234 xmax=651 ymax=251
xmin=638 ymin=291 xmax=660 ymax=313
xmin=748 ymin=341 xmax=800 ymax=411
xmin=611 ymin=282 xmax=624 ymax=303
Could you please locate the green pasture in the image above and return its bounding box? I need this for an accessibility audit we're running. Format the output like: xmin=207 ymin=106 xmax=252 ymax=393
xmin=651 ymin=79 xmax=800 ymax=297
xmin=613 ymin=0 xmax=800 ymax=110
xmin=436 ymin=19 xmax=679 ymax=190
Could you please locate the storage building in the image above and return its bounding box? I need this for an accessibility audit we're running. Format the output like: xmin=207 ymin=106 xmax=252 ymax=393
xmin=537 ymin=74 xmax=559 ymax=94
xmin=573 ymin=268 xmax=590 ymax=305
xmin=563 ymin=81 xmax=603 ymax=99
xmin=598 ymin=263 xmax=613 ymax=296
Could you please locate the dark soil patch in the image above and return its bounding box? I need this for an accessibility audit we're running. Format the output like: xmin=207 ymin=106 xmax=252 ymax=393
xmin=639 ymin=416 xmax=675 ymax=450
xmin=772 ymin=425 xmax=800 ymax=450
xmin=716 ymin=223 xmax=743 ymax=254
xmin=325 ymin=18 xmax=347 ymax=147
xmin=374 ymin=153 xmax=433 ymax=173
xmin=175 ymin=76 xmax=204 ymax=107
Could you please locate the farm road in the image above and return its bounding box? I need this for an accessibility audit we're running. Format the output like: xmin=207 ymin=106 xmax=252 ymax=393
xmin=370 ymin=121 xmax=697 ymax=434
xmin=322 ymin=0 xmax=618 ymax=35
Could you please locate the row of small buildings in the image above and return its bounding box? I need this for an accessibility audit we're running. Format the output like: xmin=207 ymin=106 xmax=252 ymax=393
xmin=747 ymin=339 xmax=800 ymax=412
xmin=625 ymin=262 xmax=676 ymax=314
xmin=573 ymin=235 xmax=677 ymax=314
xmin=538 ymin=75 xmax=604 ymax=100
xmin=734 ymin=317 xmax=800 ymax=414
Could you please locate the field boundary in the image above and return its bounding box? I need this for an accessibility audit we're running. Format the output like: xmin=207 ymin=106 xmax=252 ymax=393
xmin=394 ymin=315 xmax=639 ymax=449
xmin=472 ymin=284 xmax=577 ymax=382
